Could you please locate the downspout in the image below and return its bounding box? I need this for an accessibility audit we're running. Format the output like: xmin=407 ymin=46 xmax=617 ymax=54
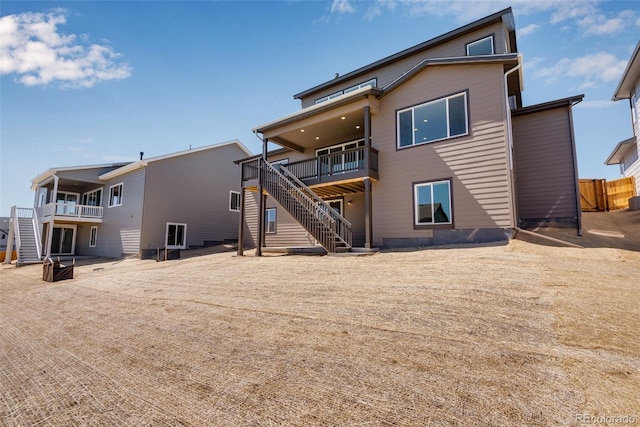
xmin=504 ymin=57 xmax=522 ymax=235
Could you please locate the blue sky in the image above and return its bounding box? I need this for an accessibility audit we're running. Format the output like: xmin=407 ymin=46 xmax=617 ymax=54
xmin=1 ymin=0 xmax=639 ymax=215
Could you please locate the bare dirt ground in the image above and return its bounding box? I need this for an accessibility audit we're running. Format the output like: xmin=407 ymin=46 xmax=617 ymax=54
xmin=1 ymin=235 xmax=639 ymax=425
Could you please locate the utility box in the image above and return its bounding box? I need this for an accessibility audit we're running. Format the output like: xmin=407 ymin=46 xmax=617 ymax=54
xmin=43 ymin=258 xmax=74 ymax=282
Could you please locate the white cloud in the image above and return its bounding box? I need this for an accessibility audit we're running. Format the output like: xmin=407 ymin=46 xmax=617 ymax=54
xmin=578 ymin=9 xmax=638 ymax=36
xmin=534 ymin=52 xmax=628 ymax=89
xmin=519 ymin=23 xmax=540 ymax=36
xmin=0 ymin=10 xmax=131 ymax=88
xmin=330 ymin=0 xmax=356 ymax=14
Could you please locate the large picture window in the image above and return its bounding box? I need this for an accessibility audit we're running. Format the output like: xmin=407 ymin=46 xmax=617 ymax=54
xmin=414 ymin=180 xmax=452 ymax=226
xmin=398 ymin=92 xmax=468 ymax=148
xmin=108 ymin=183 xmax=123 ymax=207
xmin=265 ymin=208 xmax=276 ymax=234
xmin=166 ymin=223 xmax=187 ymax=249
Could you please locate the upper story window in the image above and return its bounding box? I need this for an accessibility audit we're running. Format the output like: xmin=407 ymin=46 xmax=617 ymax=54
xmin=397 ymin=91 xmax=468 ymax=148
xmin=466 ymin=35 xmax=494 ymax=56
xmin=108 ymin=183 xmax=123 ymax=207
xmin=314 ymin=78 xmax=377 ymax=104
xmin=82 ymin=188 xmax=103 ymax=207
xmin=632 ymin=91 xmax=638 ymax=123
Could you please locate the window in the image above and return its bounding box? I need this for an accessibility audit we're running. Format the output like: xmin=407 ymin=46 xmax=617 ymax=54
xmin=166 ymin=223 xmax=187 ymax=249
xmin=315 ymin=78 xmax=377 ymax=104
xmin=466 ymin=36 xmax=494 ymax=56
xmin=316 ymin=139 xmax=365 ymax=175
xmin=414 ymin=180 xmax=452 ymax=226
xmin=632 ymin=92 xmax=639 ymax=123
xmin=89 ymin=226 xmax=98 ymax=247
xmin=265 ymin=208 xmax=276 ymax=234
xmin=82 ymin=188 xmax=103 ymax=206
xmin=229 ymin=191 xmax=241 ymax=212
xmin=398 ymin=92 xmax=468 ymax=148
xmin=108 ymin=183 xmax=123 ymax=207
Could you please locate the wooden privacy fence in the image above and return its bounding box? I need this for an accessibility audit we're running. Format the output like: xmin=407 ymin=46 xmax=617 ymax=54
xmin=579 ymin=177 xmax=636 ymax=211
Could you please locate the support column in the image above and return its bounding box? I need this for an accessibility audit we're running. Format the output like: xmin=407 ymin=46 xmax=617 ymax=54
xmin=45 ymin=176 xmax=59 ymax=259
xmin=364 ymin=177 xmax=373 ymax=249
xmin=237 ymin=188 xmax=245 ymax=256
xmin=3 ymin=206 xmax=15 ymax=264
xmin=364 ymin=106 xmax=371 ymax=170
xmin=256 ymin=138 xmax=268 ymax=256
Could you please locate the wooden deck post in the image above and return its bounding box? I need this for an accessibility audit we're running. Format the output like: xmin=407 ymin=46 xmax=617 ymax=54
xmin=364 ymin=177 xmax=372 ymax=249
xmin=237 ymin=188 xmax=245 ymax=256
xmin=256 ymin=139 xmax=268 ymax=256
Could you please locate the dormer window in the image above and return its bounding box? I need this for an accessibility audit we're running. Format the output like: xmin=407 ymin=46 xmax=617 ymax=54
xmin=315 ymin=78 xmax=377 ymax=104
xmin=466 ymin=35 xmax=494 ymax=56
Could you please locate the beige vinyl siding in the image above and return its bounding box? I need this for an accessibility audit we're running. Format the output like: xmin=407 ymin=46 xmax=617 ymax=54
xmin=371 ymin=63 xmax=511 ymax=246
xmin=301 ymin=22 xmax=507 ymax=108
xmin=512 ymin=107 xmax=579 ymax=223
xmin=243 ymin=189 xmax=258 ymax=248
xmin=88 ymin=168 xmax=146 ymax=257
xmin=140 ymin=144 xmax=244 ymax=251
xmin=264 ymin=197 xmax=316 ymax=247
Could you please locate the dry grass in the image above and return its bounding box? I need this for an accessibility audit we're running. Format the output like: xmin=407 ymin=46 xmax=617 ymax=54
xmin=1 ymin=240 xmax=639 ymax=426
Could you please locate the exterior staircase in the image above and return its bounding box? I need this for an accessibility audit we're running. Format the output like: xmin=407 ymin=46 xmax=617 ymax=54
xmin=256 ymin=159 xmax=352 ymax=253
xmin=4 ymin=206 xmax=42 ymax=265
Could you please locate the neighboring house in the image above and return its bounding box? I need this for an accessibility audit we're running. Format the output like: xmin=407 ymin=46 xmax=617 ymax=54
xmin=236 ymin=8 xmax=583 ymax=254
xmin=0 ymin=217 xmax=9 ymax=253
xmin=606 ymin=41 xmax=640 ymax=197
xmin=7 ymin=140 xmax=250 ymax=262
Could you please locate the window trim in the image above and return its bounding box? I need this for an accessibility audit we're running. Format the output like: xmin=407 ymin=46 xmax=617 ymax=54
xmin=396 ymin=91 xmax=470 ymax=149
xmin=229 ymin=191 xmax=241 ymax=212
xmin=89 ymin=226 xmax=98 ymax=247
xmin=412 ymin=178 xmax=454 ymax=230
xmin=466 ymin=35 xmax=495 ymax=56
xmin=632 ymin=91 xmax=638 ymax=123
xmin=265 ymin=208 xmax=276 ymax=234
xmin=314 ymin=78 xmax=377 ymax=104
xmin=165 ymin=222 xmax=187 ymax=249
xmin=82 ymin=187 xmax=103 ymax=207
xmin=108 ymin=183 xmax=124 ymax=208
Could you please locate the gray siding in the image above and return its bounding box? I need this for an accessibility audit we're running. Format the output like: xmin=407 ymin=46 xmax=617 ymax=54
xmin=371 ymin=63 xmax=512 ymax=247
xmin=82 ymin=168 xmax=146 ymax=257
xmin=301 ymin=22 xmax=507 ymax=108
xmin=512 ymin=107 xmax=579 ymax=225
xmin=139 ymin=144 xmax=245 ymax=251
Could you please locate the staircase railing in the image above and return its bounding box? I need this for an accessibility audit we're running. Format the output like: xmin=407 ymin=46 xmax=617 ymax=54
xmin=14 ymin=207 xmax=42 ymax=261
xmin=279 ymin=165 xmax=352 ymax=248
xmin=260 ymin=160 xmax=352 ymax=252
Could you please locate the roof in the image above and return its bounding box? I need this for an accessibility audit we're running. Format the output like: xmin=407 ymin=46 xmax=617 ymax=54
xmin=99 ymin=139 xmax=251 ymax=180
xmin=612 ymin=41 xmax=640 ymax=101
xmin=293 ymin=7 xmax=515 ymax=100
xmin=511 ymin=94 xmax=584 ymax=117
xmin=31 ymin=162 xmax=132 ymax=187
xmin=605 ymin=137 xmax=637 ymax=165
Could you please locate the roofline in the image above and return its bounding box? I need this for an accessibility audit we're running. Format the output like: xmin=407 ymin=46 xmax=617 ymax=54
xmin=31 ymin=162 xmax=132 ymax=186
xmin=99 ymin=139 xmax=251 ymax=180
xmin=605 ymin=136 xmax=637 ymax=165
xmin=293 ymin=7 xmax=514 ymax=100
xmin=253 ymin=86 xmax=382 ymax=134
xmin=612 ymin=40 xmax=640 ymax=101
xmin=511 ymin=94 xmax=584 ymax=116
xmin=379 ymin=53 xmax=521 ymax=98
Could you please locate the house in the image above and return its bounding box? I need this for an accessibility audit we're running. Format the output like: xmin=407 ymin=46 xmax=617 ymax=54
xmin=236 ymin=7 xmax=583 ymax=254
xmin=6 ymin=140 xmax=250 ymax=264
xmin=606 ymin=40 xmax=640 ymax=206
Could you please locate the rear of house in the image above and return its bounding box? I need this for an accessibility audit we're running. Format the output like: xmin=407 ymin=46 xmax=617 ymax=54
xmin=22 ymin=140 xmax=250 ymax=261
xmin=238 ymin=8 xmax=582 ymax=253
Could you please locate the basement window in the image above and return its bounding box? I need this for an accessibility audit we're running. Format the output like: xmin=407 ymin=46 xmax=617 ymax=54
xmin=265 ymin=208 xmax=276 ymax=234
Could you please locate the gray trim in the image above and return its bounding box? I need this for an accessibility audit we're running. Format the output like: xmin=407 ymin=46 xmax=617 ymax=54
xmin=293 ymin=7 xmax=515 ymax=100
xmin=382 ymin=228 xmax=511 ymax=249
xmin=511 ymin=95 xmax=584 ymax=116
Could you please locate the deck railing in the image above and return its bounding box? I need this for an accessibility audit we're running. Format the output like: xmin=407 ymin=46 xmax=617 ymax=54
xmin=36 ymin=203 xmax=104 ymax=220
xmin=284 ymin=145 xmax=378 ymax=181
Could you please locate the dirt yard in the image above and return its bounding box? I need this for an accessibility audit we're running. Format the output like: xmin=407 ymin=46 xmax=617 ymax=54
xmin=1 ymin=238 xmax=639 ymax=426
